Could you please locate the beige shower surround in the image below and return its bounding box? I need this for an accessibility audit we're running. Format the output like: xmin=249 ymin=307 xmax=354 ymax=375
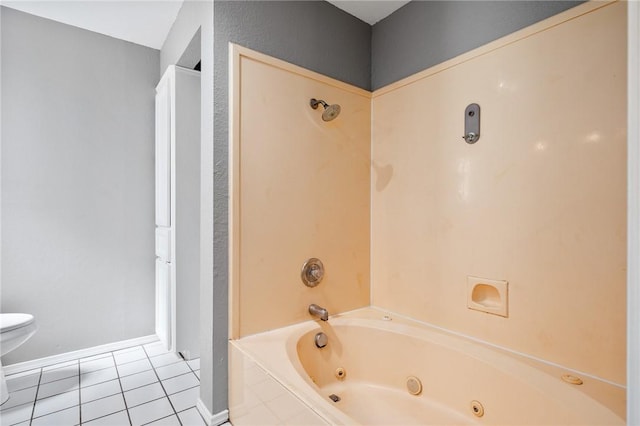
xmin=230 ymin=0 xmax=626 ymax=386
xmin=229 ymin=46 xmax=372 ymax=339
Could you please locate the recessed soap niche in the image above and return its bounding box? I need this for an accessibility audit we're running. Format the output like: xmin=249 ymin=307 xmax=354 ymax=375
xmin=467 ymin=276 xmax=508 ymax=317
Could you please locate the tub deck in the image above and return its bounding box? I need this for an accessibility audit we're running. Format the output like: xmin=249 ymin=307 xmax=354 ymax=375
xmin=229 ymin=307 xmax=625 ymax=425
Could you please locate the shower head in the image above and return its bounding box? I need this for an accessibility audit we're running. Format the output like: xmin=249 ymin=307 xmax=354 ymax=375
xmin=310 ymin=98 xmax=341 ymax=121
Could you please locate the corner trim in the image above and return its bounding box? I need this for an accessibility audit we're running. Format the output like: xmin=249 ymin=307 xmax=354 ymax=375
xmin=628 ymin=0 xmax=640 ymax=421
xmin=2 ymin=335 xmax=159 ymax=375
xmin=196 ymin=398 xmax=228 ymax=426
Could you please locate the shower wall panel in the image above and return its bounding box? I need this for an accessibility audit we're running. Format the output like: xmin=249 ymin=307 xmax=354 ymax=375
xmin=230 ymin=46 xmax=371 ymax=338
xmin=371 ymin=2 xmax=626 ymax=384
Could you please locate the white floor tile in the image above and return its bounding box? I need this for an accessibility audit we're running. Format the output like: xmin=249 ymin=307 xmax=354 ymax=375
xmin=83 ymin=409 xmax=130 ymax=425
xmin=177 ymin=407 xmax=207 ymax=426
xmin=6 ymin=370 xmax=40 ymax=393
xmin=186 ymin=359 xmax=200 ymax=371
xmin=143 ymin=342 xmax=168 ymax=358
xmin=80 ymin=379 xmax=122 ymax=403
xmin=81 ymin=367 xmax=118 ymax=388
xmin=33 ymin=389 xmax=79 ymax=418
xmin=0 ymin=386 xmax=38 ymax=410
xmin=31 ymin=405 xmax=79 ymax=426
xmin=168 ymin=386 xmax=199 ymax=412
xmin=123 ymin=382 xmax=165 ymax=408
xmin=114 ymin=347 xmax=147 ymax=365
xmin=120 ymin=370 xmax=158 ymax=392
xmin=127 ymin=397 xmax=173 ymax=426
xmin=42 ymin=360 xmax=78 ymax=372
xmin=155 ymin=362 xmax=190 ymax=380
xmin=146 ymin=414 xmax=180 ymax=425
xmin=161 ymin=373 xmax=199 ymax=395
xmin=117 ymin=358 xmax=152 ymax=377
xmin=0 ymin=402 xmax=34 ymax=425
xmin=40 ymin=365 xmax=78 ymax=384
xmin=80 ymin=356 xmax=115 ymax=374
xmin=149 ymin=353 xmax=181 ymax=369
xmin=37 ymin=376 xmax=79 ymax=399
xmin=81 ymin=393 xmax=126 ymax=422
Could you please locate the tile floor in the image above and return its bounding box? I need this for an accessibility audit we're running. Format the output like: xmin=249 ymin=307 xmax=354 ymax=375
xmin=0 ymin=341 xmax=207 ymax=425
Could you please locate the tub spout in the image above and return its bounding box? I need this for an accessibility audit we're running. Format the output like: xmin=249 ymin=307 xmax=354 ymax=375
xmin=309 ymin=304 xmax=328 ymax=321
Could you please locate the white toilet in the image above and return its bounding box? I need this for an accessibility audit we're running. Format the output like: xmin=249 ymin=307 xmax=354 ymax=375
xmin=0 ymin=313 xmax=37 ymax=405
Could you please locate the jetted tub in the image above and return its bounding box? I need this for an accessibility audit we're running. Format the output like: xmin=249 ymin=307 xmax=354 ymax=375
xmin=229 ymin=308 xmax=625 ymax=425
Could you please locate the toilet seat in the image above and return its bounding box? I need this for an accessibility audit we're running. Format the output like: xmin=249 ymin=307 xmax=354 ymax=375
xmin=0 ymin=314 xmax=35 ymax=333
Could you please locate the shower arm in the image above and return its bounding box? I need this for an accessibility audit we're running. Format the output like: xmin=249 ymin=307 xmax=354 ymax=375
xmin=310 ymin=98 xmax=329 ymax=110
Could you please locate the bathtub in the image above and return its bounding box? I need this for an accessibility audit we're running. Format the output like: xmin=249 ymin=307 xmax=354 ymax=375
xmin=229 ymin=308 xmax=625 ymax=425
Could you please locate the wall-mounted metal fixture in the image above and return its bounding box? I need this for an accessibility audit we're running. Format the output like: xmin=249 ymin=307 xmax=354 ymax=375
xmin=310 ymin=98 xmax=341 ymax=122
xmin=301 ymin=258 xmax=324 ymax=287
xmin=462 ymin=103 xmax=481 ymax=144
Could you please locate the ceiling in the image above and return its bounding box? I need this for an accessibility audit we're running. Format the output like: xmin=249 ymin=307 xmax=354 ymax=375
xmin=0 ymin=0 xmax=407 ymax=50
xmin=0 ymin=0 xmax=184 ymax=49
xmin=326 ymin=0 xmax=410 ymax=25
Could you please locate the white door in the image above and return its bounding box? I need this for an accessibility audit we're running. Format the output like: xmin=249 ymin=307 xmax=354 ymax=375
xmin=155 ymin=259 xmax=171 ymax=351
xmin=155 ymin=79 xmax=171 ymax=228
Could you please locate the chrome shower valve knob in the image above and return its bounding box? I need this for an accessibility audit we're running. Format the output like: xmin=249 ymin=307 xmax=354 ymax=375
xmin=301 ymin=258 xmax=324 ymax=287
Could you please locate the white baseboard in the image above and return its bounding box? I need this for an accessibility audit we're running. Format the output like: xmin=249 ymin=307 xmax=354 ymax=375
xmin=3 ymin=335 xmax=159 ymax=375
xmin=197 ymin=398 xmax=228 ymax=426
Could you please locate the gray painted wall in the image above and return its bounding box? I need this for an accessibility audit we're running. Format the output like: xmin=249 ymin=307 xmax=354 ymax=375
xmin=160 ymin=0 xmax=217 ymax=417
xmin=213 ymin=1 xmax=371 ymax=414
xmin=371 ymin=1 xmax=585 ymax=90
xmin=1 ymin=7 xmax=159 ymax=364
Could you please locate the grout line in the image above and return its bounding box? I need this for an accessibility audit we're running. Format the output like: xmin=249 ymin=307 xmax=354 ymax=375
xmin=77 ymin=360 xmax=82 ymax=425
xmin=184 ymin=360 xmax=200 ymax=379
xmin=141 ymin=346 xmax=183 ymax=426
xmin=74 ymin=386 xmax=121 ymax=406
xmin=116 ymin=383 xmax=199 ymax=412
xmin=115 ymin=367 xmax=154 ymax=380
xmin=154 ymin=369 xmax=194 ymax=383
xmin=173 ymin=406 xmax=208 ymax=426
xmin=34 ymin=386 xmax=80 ymax=403
xmin=30 ymin=403 xmax=80 ymax=421
xmin=140 ymin=413 xmax=176 ymax=426
xmin=126 ymin=395 xmax=166 ymax=410
xmin=167 ymin=384 xmax=199 ymax=398
xmin=39 ymin=373 xmax=80 ymax=387
xmin=28 ymin=367 xmax=43 ymax=425
xmin=79 ymin=408 xmax=127 ymax=425
xmin=113 ymin=379 xmax=155 ymax=395
xmin=113 ymin=357 xmax=149 ymax=368
xmin=110 ymin=351 xmax=133 ymax=426
xmin=79 ymin=364 xmax=117 ymax=378
xmin=174 ymin=405 xmax=199 ymax=414
xmin=7 ymin=345 xmax=199 ymax=426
